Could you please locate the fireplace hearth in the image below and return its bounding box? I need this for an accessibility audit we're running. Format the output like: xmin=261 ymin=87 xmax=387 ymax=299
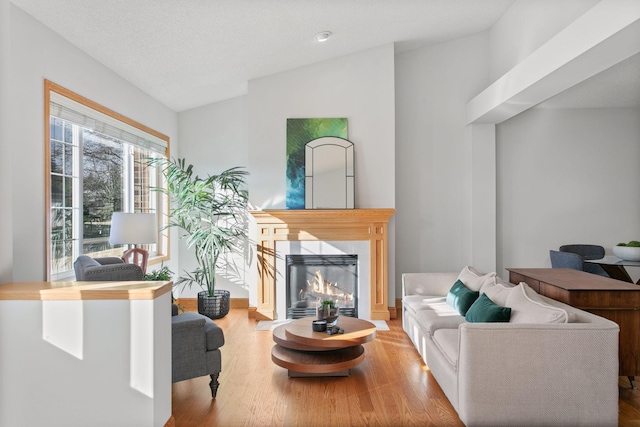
xmin=286 ymin=254 xmax=358 ymax=319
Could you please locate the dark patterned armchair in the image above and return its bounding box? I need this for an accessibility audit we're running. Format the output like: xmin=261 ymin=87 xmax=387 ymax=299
xmin=73 ymin=255 xmax=144 ymax=281
xmin=171 ymin=304 xmax=224 ymax=398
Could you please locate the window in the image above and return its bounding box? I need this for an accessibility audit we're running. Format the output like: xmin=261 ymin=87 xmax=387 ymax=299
xmin=45 ymin=81 xmax=169 ymax=281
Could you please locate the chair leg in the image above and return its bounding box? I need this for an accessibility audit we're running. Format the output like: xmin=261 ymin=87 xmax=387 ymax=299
xmin=209 ymin=373 xmax=220 ymax=398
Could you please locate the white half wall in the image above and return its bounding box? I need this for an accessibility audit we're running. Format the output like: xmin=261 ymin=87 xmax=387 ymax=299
xmin=0 ymin=293 xmax=171 ymax=427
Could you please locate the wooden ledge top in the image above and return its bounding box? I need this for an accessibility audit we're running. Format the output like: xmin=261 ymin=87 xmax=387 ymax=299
xmin=508 ymin=268 xmax=640 ymax=291
xmin=0 ymin=281 xmax=172 ymax=301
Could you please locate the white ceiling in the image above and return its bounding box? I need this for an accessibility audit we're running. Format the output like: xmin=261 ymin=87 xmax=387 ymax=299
xmin=10 ymin=0 xmax=640 ymax=113
xmin=10 ymin=0 xmax=515 ymax=111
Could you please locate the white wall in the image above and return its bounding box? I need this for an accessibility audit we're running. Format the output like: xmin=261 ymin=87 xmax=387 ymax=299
xmin=175 ymin=45 xmax=397 ymax=302
xmin=395 ymin=33 xmax=491 ymax=284
xmin=247 ymin=43 xmax=395 ymax=210
xmin=246 ymin=43 xmax=396 ymax=306
xmin=176 ymin=96 xmax=249 ymax=297
xmin=8 ymin=5 xmax=178 ymax=281
xmin=489 ymin=0 xmax=599 ymax=80
xmin=0 ymin=0 xmax=11 ymax=283
xmin=497 ymin=107 xmax=640 ymax=276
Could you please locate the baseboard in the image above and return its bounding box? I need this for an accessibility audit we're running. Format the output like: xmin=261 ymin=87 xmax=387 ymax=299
xmin=389 ymin=305 xmax=398 ymax=319
xmin=176 ymin=297 xmax=249 ymax=312
xmin=395 ymin=298 xmax=402 ymax=316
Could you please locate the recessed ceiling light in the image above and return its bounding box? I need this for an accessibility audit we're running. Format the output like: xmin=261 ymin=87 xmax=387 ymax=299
xmin=314 ymin=31 xmax=332 ymax=42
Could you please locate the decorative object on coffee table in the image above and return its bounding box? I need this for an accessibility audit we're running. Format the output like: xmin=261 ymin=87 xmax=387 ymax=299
xmin=316 ymin=299 xmax=339 ymax=327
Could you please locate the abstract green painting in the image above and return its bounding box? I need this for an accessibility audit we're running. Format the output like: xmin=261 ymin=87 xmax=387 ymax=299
xmin=286 ymin=118 xmax=348 ymax=209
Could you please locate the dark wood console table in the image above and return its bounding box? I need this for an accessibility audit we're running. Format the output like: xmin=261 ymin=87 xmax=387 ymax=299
xmin=508 ymin=268 xmax=640 ymax=386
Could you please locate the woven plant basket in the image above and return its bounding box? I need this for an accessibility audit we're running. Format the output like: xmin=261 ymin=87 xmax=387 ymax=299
xmin=197 ymin=290 xmax=230 ymax=319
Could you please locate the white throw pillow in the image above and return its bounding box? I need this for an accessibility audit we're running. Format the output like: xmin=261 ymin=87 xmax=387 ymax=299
xmin=457 ymin=266 xmax=496 ymax=292
xmin=480 ymin=275 xmax=514 ymax=307
xmin=506 ymin=282 xmax=569 ymax=323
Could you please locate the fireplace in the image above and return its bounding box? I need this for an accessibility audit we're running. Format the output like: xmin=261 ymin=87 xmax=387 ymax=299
xmin=250 ymin=209 xmax=395 ymax=321
xmin=286 ymin=254 xmax=358 ymax=319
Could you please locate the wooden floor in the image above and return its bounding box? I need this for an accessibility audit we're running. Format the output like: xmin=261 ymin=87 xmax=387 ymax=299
xmin=172 ymin=309 xmax=640 ymax=426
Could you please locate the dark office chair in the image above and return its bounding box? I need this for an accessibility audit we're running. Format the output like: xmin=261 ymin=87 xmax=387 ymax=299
xmin=559 ymin=244 xmax=609 ymax=277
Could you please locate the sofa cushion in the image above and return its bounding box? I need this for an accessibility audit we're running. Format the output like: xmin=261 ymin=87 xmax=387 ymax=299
xmin=457 ymin=266 xmax=496 ymax=292
xmin=465 ymin=293 xmax=511 ymax=322
xmin=432 ymin=328 xmax=459 ymax=369
xmin=403 ymin=295 xmax=449 ymax=315
xmin=414 ymin=305 xmax=466 ymax=335
xmin=506 ymin=282 xmax=569 ymax=323
xmin=446 ymin=279 xmax=479 ymax=316
xmin=480 ymin=275 xmax=514 ymax=306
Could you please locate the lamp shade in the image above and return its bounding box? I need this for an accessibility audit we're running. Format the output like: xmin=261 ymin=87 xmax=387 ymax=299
xmin=109 ymin=212 xmax=158 ymax=245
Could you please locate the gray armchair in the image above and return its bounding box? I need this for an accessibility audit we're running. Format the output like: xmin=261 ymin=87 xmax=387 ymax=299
xmin=171 ymin=304 xmax=224 ymax=398
xmin=73 ymin=255 xmax=144 ymax=281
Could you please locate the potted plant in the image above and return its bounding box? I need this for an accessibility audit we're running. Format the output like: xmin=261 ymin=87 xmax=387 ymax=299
xmin=148 ymin=157 xmax=249 ymax=319
xmin=317 ymin=299 xmax=339 ymax=327
xmin=613 ymin=240 xmax=640 ymax=262
xmin=143 ymin=264 xmax=173 ymax=281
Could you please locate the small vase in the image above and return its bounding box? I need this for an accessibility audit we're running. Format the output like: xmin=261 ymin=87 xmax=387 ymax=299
xmin=317 ymin=302 xmax=339 ymax=327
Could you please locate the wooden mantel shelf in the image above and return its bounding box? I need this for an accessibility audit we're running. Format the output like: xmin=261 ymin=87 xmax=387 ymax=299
xmin=250 ymin=208 xmax=395 ymax=321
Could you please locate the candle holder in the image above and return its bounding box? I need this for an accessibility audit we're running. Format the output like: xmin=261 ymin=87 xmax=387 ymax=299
xmin=312 ymin=319 xmax=327 ymax=332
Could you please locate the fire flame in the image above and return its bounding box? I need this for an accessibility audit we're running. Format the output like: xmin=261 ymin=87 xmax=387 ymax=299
xmin=306 ymin=270 xmax=353 ymax=306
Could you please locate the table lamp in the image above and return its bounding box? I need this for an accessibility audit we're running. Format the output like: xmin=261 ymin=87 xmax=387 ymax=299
xmin=109 ymin=212 xmax=157 ymax=273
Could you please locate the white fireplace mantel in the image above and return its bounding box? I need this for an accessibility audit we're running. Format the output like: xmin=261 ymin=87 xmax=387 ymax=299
xmin=250 ymin=209 xmax=395 ymax=321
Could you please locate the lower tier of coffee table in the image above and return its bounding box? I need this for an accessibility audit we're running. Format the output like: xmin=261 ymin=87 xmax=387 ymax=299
xmin=271 ymin=344 xmax=365 ymax=377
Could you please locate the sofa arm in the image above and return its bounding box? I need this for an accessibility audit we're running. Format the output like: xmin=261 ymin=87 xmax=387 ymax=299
xmin=457 ymin=322 xmax=619 ymax=426
xmin=402 ymin=272 xmax=459 ymax=297
xmin=172 ymin=315 xmax=207 ymax=353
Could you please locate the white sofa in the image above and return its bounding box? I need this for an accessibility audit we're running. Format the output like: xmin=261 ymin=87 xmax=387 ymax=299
xmin=402 ymin=267 xmax=619 ymax=427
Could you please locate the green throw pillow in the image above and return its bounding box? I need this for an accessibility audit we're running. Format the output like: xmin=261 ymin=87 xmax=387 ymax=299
xmin=465 ymin=293 xmax=511 ymax=322
xmin=446 ymin=279 xmax=480 ymax=316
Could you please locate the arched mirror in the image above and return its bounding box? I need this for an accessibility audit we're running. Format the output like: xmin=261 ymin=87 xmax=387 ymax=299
xmin=305 ymin=137 xmax=354 ymax=209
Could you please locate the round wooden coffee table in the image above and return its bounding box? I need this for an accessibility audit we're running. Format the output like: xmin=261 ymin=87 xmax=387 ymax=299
xmin=271 ymin=316 xmax=376 ymax=377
